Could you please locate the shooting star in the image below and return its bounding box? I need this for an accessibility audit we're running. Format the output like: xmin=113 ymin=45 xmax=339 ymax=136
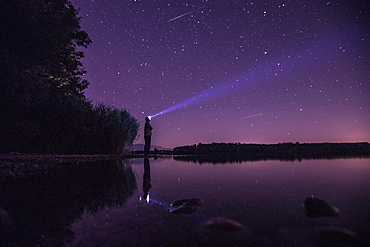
xmin=242 ymin=113 xmax=262 ymax=119
xmin=167 ymin=6 xmax=205 ymax=23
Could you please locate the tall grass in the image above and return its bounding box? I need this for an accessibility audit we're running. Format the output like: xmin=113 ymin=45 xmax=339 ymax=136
xmin=0 ymin=95 xmax=139 ymax=154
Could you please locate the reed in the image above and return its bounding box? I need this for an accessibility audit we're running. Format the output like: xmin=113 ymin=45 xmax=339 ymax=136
xmin=0 ymin=95 xmax=139 ymax=155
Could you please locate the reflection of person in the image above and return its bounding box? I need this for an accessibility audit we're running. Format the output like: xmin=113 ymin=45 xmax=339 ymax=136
xmin=144 ymin=117 xmax=153 ymax=156
xmin=143 ymin=158 xmax=152 ymax=202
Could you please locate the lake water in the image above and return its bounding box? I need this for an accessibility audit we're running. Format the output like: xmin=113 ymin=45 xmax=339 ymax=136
xmin=0 ymin=157 xmax=369 ymax=246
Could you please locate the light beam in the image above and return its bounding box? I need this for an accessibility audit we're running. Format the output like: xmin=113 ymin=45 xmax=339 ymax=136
xmin=148 ymin=34 xmax=344 ymax=119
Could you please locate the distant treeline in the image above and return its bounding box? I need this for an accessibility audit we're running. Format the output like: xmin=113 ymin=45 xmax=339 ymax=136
xmin=0 ymin=0 xmax=139 ymax=154
xmin=173 ymin=142 xmax=370 ymax=163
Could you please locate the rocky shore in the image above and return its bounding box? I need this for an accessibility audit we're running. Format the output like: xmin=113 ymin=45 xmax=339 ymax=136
xmin=0 ymin=153 xmax=140 ymax=182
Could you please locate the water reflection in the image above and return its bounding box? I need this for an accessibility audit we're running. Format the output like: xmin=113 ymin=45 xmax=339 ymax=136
xmin=1 ymin=157 xmax=369 ymax=246
xmin=142 ymin=158 xmax=152 ymax=203
xmin=0 ymin=160 xmax=137 ymax=247
xmin=66 ymin=158 xmax=370 ymax=246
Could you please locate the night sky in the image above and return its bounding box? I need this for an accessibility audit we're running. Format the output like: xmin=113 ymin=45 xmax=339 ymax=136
xmin=70 ymin=0 xmax=369 ymax=148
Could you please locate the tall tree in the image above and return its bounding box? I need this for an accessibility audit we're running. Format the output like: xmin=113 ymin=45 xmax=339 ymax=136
xmin=0 ymin=0 xmax=92 ymax=97
xmin=0 ymin=0 xmax=92 ymax=152
xmin=0 ymin=0 xmax=139 ymax=154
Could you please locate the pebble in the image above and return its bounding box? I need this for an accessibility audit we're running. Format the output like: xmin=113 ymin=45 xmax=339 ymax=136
xmin=204 ymin=217 xmax=243 ymax=231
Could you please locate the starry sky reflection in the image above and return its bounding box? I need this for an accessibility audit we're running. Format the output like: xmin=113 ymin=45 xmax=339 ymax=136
xmin=70 ymin=0 xmax=369 ymax=148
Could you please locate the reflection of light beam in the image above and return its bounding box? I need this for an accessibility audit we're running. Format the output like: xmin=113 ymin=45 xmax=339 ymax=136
xmin=167 ymin=6 xmax=205 ymax=22
xmin=242 ymin=113 xmax=262 ymax=119
xmin=140 ymin=194 xmax=169 ymax=206
xmin=148 ymin=33 xmax=345 ymax=119
xmin=146 ymin=194 xmax=150 ymax=203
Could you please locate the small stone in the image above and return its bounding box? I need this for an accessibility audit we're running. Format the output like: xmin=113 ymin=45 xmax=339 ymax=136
xmin=204 ymin=217 xmax=243 ymax=231
xmin=169 ymin=198 xmax=202 ymax=214
xmin=0 ymin=207 xmax=13 ymax=227
xmin=170 ymin=198 xmax=202 ymax=207
xmin=169 ymin=205 xmax=197 ymax=214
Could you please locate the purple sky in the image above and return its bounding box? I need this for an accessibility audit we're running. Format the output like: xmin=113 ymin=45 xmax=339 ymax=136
xmin=70 ymin=0 xmax=369 ymax=148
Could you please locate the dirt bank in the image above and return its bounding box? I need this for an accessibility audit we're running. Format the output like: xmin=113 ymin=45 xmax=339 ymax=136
xmin=0 ymin=153 xmax=143 ymax=182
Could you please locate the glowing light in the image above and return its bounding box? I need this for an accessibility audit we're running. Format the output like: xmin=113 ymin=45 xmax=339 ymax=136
xmin=146 ymin=194 xmax=150 ymax=203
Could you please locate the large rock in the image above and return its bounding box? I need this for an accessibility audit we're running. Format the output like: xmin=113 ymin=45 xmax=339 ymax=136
xmin=304 ymin=197 xmax=339 ymax=217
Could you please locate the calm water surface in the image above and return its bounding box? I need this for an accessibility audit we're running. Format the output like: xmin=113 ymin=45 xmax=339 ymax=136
xmin=1 ymin=158 xmax=369 ymax=246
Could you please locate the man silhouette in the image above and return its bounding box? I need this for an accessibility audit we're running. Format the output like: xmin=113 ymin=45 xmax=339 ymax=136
xmin=144 ymin=117 xmax=153 ymax=156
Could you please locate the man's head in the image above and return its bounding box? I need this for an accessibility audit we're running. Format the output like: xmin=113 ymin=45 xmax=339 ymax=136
xmin=145 ymin=116 xmax=150 ymax=122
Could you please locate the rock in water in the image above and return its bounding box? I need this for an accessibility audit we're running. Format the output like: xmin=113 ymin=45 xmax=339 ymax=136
xmin=204 ymin=217 xmax=243 ymax=231
xmin=169 ymin=198 xmax=202 ymax=214
xmin=0 ymin=207 xmax=13 ymax=227
xmin=304 ymin=197 xmax=339 ymax=217
xmin=169 ymin=205 xmax=197 ymax=214
xmin=170 ymin=198 xmax=202 ymax=207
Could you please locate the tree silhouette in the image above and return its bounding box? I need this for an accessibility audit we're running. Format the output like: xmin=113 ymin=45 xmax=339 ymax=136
xmin=0 ymin=0 xmax=139 ymax=154
xmin=0 ymin=0 xmax=91 ymax=97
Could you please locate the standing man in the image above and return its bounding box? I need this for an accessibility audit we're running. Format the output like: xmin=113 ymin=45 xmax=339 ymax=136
xmin=144 ymin=117 xmax=153 ymax=156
